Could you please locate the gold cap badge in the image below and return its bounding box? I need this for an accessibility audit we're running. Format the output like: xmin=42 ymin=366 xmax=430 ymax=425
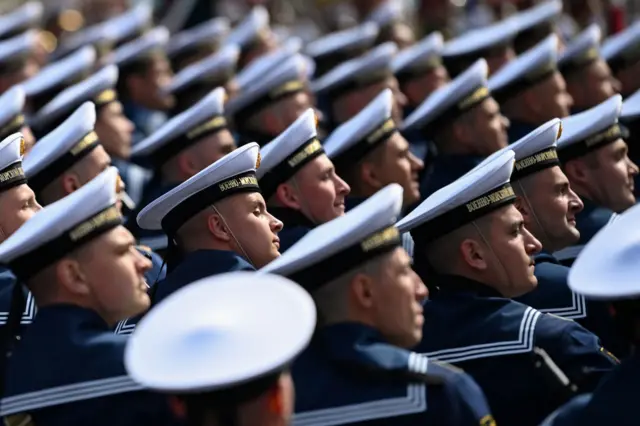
xmin=256 ymin=152 xmax=261 ymax=169
xmin=557 ymin=122 xmax=563 ymax=140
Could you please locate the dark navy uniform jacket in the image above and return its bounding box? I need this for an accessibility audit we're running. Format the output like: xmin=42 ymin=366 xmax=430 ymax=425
xmin=293 ymin=322 xmax=496 ymax=426
xmin=539 ymin=394 xmax=592 ymax=426
xmin=127 ymin=180 xmax=179 ymax=253
xmin=0 ymin=248 xmax=164 ymax=339
xmin=420 ymin=154 xmax=484 ymax=199
xmin=415 ymin=274 xmax=618 ymax=426
xmin=541 ymin=352 xmax=639 ymax=426
xmin=0 ymin=305 xmax=180 ymax=426
xmin=0 ymin=268 xmax=35 ymax=330
xmin=553 ymin=198 xmax=616 ymax=266
xmin=152 ymin=249 xmax=254 ymax=306
xmin=268 ymin=207 xmax=315 ymax=253
xmin=123 ymin=101 xmax=168 ymax=146
xmin=515 ymin=251 xmax=627 ymax=357
xmin=507 ymin=120 xmax=537 ymax=144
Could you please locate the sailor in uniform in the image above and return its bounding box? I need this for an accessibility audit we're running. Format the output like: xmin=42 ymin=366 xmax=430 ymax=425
xmin=223 ymin=6 xmax=278 ymax=71
xmin=0 ymin=134 xmax=40 ymax=354
xmin=0 ymin=167 xmax=179 ymax=426
xmin=125 ymin=271 xmax=316 ymax=426
xmin=402 ymin=59 xmax=507 ymax=199
xmin=392 ymin=32 xmax=448 ymax=162
xmin=28 ymin=65 xmax=150 ymax=209
xmin=22 ymin=103 xmax=166 ymax=305
xmin=397 ymin=149 xmax=618 ymax=426
xmin=0 ymin=30 xmax=39 ymax=95
xmin=619 ymin=89 xmax=640 ymax=198
xmin=257 ymin=109 xmax=350 ymax=252
xmin=557 ymin=24 xmax=620 ymax=114
xmin=167 ymin=44 xmax=240 ymax=114
xmin=479 ymin=119 xmax=625 ymax=355
xmin=110 ymin=27 xmax=175 ymax=145
xmin=165 ymin=17 xmax=229 ymax=72
xmin=22 ymin=46 xmax=96 ymax=113
xmin=601 ymin=21 xmax=640 ymax=98
xmin=311 ymin=42 xmax=407 ymax=131
xmin=225 ymin=53 xmax=312 ymax=147
xmin=324 ymin=89 xmax=423 ymax=212
xmin=440 ymin=17 xmax=519 ymax=77
xmin=488 ymin=34 xmax=573 ymax=143
xmin=0 ymin=87 xmax=35 ymax=154
xmin=555 ymin=95 xmax=638 ymax=265
xmin=135 ymin=142 xmax=282 ymax=306
xmin=261 ymin=184 xmax=497 ymax=426
xmin=304 ymin=23 xmax=380 ymax=78
xmin=128 ymin=87 xmax=235 ymax=253
xmin=539 ymin=202 xmax=640 ymax=426
xmin=510 ymin=0 xmax=564 ymax=54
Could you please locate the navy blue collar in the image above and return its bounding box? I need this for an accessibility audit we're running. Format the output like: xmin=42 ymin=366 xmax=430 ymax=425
xmin=317 ymin=322 xmax=427 ymax=378
xmin=166 ymin=249 xmax=253 ymax=284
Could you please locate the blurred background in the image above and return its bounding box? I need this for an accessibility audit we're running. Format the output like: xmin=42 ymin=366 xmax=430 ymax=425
xmin=0 ymin=0 xmax=637 ymax=48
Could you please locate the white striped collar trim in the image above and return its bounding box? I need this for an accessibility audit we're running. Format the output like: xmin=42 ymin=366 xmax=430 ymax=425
xmin=114 ymin=317 xmax=138 ymax=335
xmin=422 ymin=307 xmax=541 ymax=363
xmin=535 ymin=291 xmax=586 ymax=319
xmin=0 ymin=292 xmax=36 ymax=325
xmin=293 ymin=352 xmax=428 ymax=426
xmin=0 ymin=375 xmax=144 ymax=416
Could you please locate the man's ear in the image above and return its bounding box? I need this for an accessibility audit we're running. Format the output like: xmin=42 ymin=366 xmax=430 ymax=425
xmin=259 ymin=108 xmax=280 ymax=135
xmin=522 ymin=88 xmax=540 ymax=115
xmin=56 ymin=258 xmax=91 ymax=296
xmin=206 ymin=209 xmax=231 ymax=242
xmin=61 ymin=173 xmax=82 ymax=196
xmin=176 ymin=151 xmax=200 ymax=178
xmin=125 ymin=74 xmax=144 ymax=100
xmin=563 ymin=159 xmax=589 ymax=186
xmin=513 ymin=194 xmax=532 ymax=227
xmin=459 ymin=237 xmax=488 ymax=271
xmin=451 ymin=120 xmax=471 ymax=145
xmin=359 ymin=162 xmax=383 ymax=192
xmin=350 ymin=272 xmax=375 ymax=309
xmin=265 ymin=381 xmax=286 ymax=416
xmin=275 ymin=183 xmax=301 ymax=210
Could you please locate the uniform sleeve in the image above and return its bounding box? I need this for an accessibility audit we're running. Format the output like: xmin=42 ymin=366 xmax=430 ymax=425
xmin=447 ymin=371 xmax=497 ymax=426
xmin=540 ymin=315 xmax=618 ymax=392
xmin=429 ymin=362 xmax=496 ymax=426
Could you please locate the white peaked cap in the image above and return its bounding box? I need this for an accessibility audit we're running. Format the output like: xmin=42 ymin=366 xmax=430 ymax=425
xmin=125 ymin=271 xmax=316 ymax=392
xmin=137 ymin=142 xmax=260 ymax=232
xmin=23 ymin=46 xmax=96 ymax=97
xmin=397 ymin=150 xmax=515 ymax=234
xmin=569 ymin=202 xmax=640 ymax=299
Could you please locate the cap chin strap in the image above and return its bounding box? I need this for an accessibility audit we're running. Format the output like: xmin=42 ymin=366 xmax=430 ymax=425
xmin=290 ymin=176 xmax=319 ymax=226
xmin=471 ymin=220 xmax=512 ymax=296
xmin=210 ymin=204 xmax=256 ymax=268
xmin=516 ymin=180 xmax=552 ymax=251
